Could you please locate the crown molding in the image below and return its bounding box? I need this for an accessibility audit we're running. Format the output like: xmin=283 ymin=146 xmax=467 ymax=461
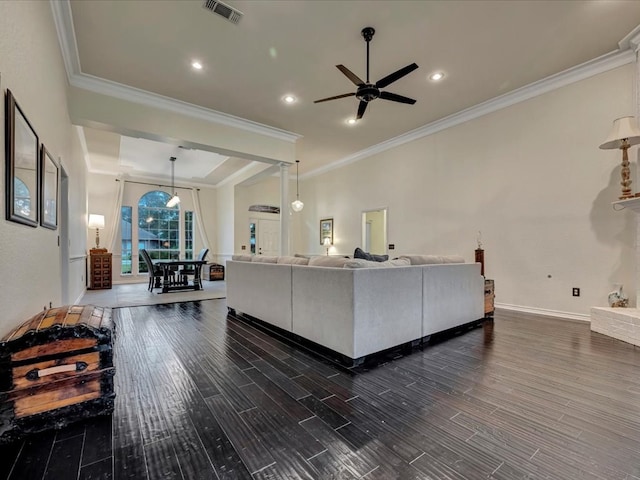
xmin=304 ymin=48 xmax=635 ymax=179
xmin=49 ymin=0 xmax=301 ymax=144
xmin=619 ymin=24 xmax=640 ymax=52
xmin=50 ymin=0 xmax=80 ymax=83
xmin=69 ymin=73 xmax=302 ymax=143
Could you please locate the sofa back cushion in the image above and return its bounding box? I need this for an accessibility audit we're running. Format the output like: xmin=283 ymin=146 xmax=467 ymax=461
xmin=308 ymin=256 xmax=352 ymax=268
xmin=399 ymin=254 xmax=465 ymax=265
xmin=231 ymin=254 xmax=253 ymax=262
xmin=343 ymin=258 xmax=411 ymax=268
xmin=251 ymin=255 xmax=279 ymax=263
xmin=277 ymin=255 xmax=310 ymax=265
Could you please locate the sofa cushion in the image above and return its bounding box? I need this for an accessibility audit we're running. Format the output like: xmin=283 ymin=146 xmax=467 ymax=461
xmin=399 ymin=254 xmax=465 ymax=265
xmin=354 ymin=247 xmax=389 ymax=262
xmin=277 ymin=256 xmax=310 ymax=265
xmin=251 ymin=255 xmax=279 ymax=263
xmin=441 ymin=255 xmax=465 ymax=263
xmin=308 ymin=256 xmax=352 ymax=268
xmin=231 ymin=254 xmax=253 ymax=262
xmin=343 ymin=258 xmax=411 ymax=268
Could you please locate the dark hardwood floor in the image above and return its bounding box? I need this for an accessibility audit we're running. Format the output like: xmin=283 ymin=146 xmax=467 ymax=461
xmin=2 ymin=299 xmax=640 ymax=479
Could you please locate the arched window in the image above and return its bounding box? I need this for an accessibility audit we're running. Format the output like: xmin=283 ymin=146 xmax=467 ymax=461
xmin=137 ymin=191 xmax=180 ymax=272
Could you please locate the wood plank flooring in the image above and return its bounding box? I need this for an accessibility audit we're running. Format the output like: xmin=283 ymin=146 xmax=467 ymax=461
xmin=2 ymin=300 xmax=640 ymax=479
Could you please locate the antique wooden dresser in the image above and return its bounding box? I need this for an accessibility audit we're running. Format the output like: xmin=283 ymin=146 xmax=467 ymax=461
xmin=0 ymin=305 xmax=115 ymax=444
xmin=88 ymin=249 xmax=112 ymax=290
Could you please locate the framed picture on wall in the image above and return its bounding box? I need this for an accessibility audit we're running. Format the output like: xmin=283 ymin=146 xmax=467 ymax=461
xmin=5 ymin=89 xmax=39 ymax=227
xmin=320 ymin=217 xmax=333 ymax=245
xmin=40 ymin=144 xmax=59 ymax=230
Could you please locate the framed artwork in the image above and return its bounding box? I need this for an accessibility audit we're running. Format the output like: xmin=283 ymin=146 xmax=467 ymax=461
xmin=5 ymin=89 xmax=39 ymax=227
xmin=320 ymin=217 xmax=333 ymax=245
xmin=40 ymin=144 xmax=59 ymax=229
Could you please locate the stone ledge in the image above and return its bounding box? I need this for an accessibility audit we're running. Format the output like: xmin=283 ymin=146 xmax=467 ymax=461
xmin=590 ymin=307 xmax=640 ymax=346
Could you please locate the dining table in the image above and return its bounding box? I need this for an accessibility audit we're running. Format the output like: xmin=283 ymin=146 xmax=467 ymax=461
xmin=154 ymin=259 xmax=207 ymax=293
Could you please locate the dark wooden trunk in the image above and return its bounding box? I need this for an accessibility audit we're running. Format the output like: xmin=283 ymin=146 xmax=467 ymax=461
xmin=204 ymin=263 xmax=225 ymax=281
xmin=0 ymin=305 xmax=115 ymax=444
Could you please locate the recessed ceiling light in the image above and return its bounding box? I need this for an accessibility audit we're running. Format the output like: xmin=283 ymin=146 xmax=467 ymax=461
xmin=346 ymin=118 xmax=357 ymax=125
xmin=429 ymin=71 xmax=444 ymax=81
xmin=191 ymin=60 xmax=203 ymax=70
xmin=283 ymin=95 xmax=297 ymax=104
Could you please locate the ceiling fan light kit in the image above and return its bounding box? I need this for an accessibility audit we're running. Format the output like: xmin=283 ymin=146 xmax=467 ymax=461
xmin=314 ymin=27 xmax=418 ymax=120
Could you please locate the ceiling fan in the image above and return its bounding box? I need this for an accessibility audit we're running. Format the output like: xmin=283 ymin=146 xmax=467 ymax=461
xmin=314 ymin=27 xmax=418 ymax=120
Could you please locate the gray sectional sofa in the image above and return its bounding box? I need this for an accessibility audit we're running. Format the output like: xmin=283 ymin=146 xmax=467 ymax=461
xmin=226 ymin=254 xmax=485 ymax=364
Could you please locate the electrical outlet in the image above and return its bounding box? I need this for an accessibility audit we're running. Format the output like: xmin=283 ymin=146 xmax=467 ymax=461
xmin=241 ymin=245 xmax=246 ymax=250
xmin=572 ymin=287 xmax=580 ymax=297
xmin=389 ymin=244 xmax=395 ymax=250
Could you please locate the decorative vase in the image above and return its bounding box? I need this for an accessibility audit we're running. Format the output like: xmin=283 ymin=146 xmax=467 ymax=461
xmin=608 ymin=284 xmax=629 ymax=308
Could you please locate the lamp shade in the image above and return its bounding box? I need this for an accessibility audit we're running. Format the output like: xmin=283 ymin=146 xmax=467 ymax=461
xmin=166 ymin=194 xmax=180 ymax=208
xmin=291 ymin=199 xmax=304 ymax=212
xmin=88 ymin=214 xmax=105 ymax=229
xmin=599 ymin=116 xmax=640 ymax=149
xmin=323 ymin=237 xmax=331 ymax=246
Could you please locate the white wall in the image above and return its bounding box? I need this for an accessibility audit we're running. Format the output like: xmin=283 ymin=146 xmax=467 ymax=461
xmin=292 ymin=66 xmax=636 ymax=318
xmin=0 ymin=1 xmax=88 ymax=335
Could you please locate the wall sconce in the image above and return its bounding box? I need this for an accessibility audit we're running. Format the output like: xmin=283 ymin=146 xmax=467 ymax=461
xmin=323 ymin=237 xmax=331 ymax=256
xmin=88 ymin=214 xmax=105 ymax=250
xmin=600 ymin=116 xmax=640 ymax=199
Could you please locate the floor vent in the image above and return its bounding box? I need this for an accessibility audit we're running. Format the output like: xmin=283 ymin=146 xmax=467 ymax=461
xmin=202 ymin=0 xmax=243 ymax=25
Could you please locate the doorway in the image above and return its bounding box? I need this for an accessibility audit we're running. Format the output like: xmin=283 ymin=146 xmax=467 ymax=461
xmin=249 ymin=218 xmax=280 ymax=256
xmin=362 ymin=208 xmax=387 ymax=255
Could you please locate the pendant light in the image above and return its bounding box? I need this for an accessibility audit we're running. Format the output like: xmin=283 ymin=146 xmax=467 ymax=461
xmin=291 ymin=160 xmax=304 ymax=212
xmin=166 ymin=156 xmax=180 ymax=207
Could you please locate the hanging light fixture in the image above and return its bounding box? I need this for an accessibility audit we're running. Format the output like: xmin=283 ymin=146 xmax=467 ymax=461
xmin=166 ymin=156 xmax=180 ymax=207
xmin=291 ymin=159 xmax=304 ymax=212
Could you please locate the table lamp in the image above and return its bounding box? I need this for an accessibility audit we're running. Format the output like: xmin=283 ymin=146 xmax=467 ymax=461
xmin=599 ymin=116 xmax=640 ymax=200
xmin=88 ymin=214 xmax=105 ymax=250
xmin=323 ymin=237 xmax=331 ymax=256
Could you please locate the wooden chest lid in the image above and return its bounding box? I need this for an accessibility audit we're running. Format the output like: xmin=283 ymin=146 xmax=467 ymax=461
xmin=1 ymin=305 xmax=114 ymax=348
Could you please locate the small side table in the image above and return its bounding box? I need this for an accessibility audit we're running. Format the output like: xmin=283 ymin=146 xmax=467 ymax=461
xmin=484 ymin=279 xmax=495 ymax=317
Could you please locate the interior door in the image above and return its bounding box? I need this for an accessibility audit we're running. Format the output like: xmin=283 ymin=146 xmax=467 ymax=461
xmin=362 ymin=208 xmax=387 ymax=255
xmin=252 ymin=218 xmax=280 ymax=256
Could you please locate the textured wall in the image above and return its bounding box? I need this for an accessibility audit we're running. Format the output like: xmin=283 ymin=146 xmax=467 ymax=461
xmin=0 ymin=2 xmax=87 ymax=335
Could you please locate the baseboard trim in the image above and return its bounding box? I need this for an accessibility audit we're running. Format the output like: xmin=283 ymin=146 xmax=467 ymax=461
xmin=496 ymin=303 xmax=590 ymax=323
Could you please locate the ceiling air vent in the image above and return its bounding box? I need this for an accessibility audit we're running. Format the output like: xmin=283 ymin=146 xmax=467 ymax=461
xmin=203 ymin=0 xmax=243 ymax=25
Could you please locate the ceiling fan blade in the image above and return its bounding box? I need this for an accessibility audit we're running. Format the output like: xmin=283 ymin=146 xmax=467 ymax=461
xmin=336 ymin=65 xmax=365 ymax=86
xmin=375 ymin=63 xmax=419 ymax=89
xmin=356 ymin=100 xmax=368 ymax=120
xmin=379 ymin=91 xmax=416 ymax=105
xmin=314 ymin=92 xmax=356 ymax=104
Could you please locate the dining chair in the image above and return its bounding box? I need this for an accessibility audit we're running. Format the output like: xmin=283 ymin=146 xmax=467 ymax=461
xmin=180 ymin=248 xmax=209 ymax=289
xmin=140 ymin=249 xmax=163 ymax=291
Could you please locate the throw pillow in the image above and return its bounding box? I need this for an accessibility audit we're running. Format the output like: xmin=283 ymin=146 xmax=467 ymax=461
xmin=354 ymin=247 xmax=389 ymax=262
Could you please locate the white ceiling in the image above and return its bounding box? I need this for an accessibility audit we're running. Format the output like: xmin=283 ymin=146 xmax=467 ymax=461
xmin=63 ymin=0 xmax=640 ymax=185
